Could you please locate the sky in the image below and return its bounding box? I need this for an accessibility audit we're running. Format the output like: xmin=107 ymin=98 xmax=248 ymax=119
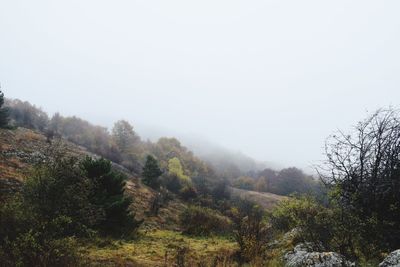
xmin=1 ymin=0 xmax=400 ymax=170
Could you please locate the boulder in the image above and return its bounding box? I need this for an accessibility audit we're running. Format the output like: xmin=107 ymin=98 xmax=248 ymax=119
xmin=379 ymin=249 xmax=400 ymax=267
xmin=284 ymin=243 xmax=354 ymax=267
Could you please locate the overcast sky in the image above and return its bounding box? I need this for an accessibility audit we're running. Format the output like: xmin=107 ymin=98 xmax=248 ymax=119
xmin=1 ymin=0 xmax=400 ymax=170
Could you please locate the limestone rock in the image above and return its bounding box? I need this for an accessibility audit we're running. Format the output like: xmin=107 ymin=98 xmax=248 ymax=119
xmin=284 ymin=243 xmax=354 ymax=267
xmin=379 ymin=249 xmax=400 ymax=267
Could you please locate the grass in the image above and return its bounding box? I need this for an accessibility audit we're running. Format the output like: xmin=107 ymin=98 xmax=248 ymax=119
xmin=84 ymin=230 xmax=238 ymax=266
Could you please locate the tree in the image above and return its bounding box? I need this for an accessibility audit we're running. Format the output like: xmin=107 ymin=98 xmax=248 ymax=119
xmin=6 ymin=99 xmax=49 ymax=130
xmin=320 ymin=108 xmax=400 ymax=253
xmin=142 ymin=155 xmax=162 ymax=189
xmin=168 ymin=157 xmax=190 ymax=183
xmin=81 ymin=157 xmax=142 ymax=236
xmin=49 ymin=112 xmax=62 ymax=134
xmin=112 ymin=120 xmax=138 ymax=154
xmin=233 ymin=176 xmax=256 ymax=190
xmin=0 ymin=89 xmax=9 ymax=127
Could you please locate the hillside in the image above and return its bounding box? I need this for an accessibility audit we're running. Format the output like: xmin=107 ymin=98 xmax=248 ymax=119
xmin=230 ymin=187 xmax=288 ymax=210
xmin=0 ymin=127 xmax=185 ymax=230
xmin=0 ymin=127 xmax=290 ymax=266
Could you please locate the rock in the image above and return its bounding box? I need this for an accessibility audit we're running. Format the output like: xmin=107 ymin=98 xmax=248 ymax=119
xmin=379 ymin=249 xmax=400 ymax=267
xmin=284 ymin=243 xmax=355 ymax=267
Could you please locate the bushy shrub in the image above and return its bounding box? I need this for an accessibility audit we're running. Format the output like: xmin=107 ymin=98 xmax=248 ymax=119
xmin=180 ymin=206 xmax=231 ymax=236
xmin=269 ymin=196 xmax=332 ymax=249
xmin=179 ymin=185 xmax=197 ymax=201
xmin=0 ymin=197 xmax=82 ymax=267
xmin=24 ymin=156 xmax=100 ymax=236
xmin=230 ymin=199 xmax=270 ymax=264
xmin=269 ymin=196 xmax=361 ymax=258
xmin=163 ymin=174 xmax=182 ymax=193
xmin=0 ymin=153 xmax=142 ymax=265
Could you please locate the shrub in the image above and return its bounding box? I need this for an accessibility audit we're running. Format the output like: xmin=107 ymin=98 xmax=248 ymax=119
xmin=180 ymin=206 xmax=231 ymax=236
xmin=24 ymin=156 xmax=100 ymax=236
xmin=163 ymin=174 xmax=183 ymax=193
xmin=179 ymin=185 xmax=197 ymax=201
xmin=230 ymin=199 xmax=270 ymax=264
xmin=269 ymin=196 xmax=332 ymax=249
xmin=0 ymin=197 xmax=82 ymax=267
xmin=269 ymin=196 xmax=361 ymax=258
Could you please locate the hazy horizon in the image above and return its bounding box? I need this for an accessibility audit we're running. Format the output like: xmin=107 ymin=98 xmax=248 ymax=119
xmin=2 ymin=0 xmax=400 ymax=170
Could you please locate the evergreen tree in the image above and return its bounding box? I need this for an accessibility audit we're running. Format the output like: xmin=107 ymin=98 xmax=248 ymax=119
xmin=81 ymin=157 xmax=142 ymax=236
xmin=142 ymin=155 xmax=162 ymax=189
xmin=0 ymin=90 xmax=9 ymax=128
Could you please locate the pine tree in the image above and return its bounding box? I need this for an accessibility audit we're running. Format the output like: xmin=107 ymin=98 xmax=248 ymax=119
xmin=0 ymin=90 xmax=9 ymax=128
xmin=81 ymin=157 xmax=142 ymax=236
xmin=142 ymin=155 xmax=162 ymax=189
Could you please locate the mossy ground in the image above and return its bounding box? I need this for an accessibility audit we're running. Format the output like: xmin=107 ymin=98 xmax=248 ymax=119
xmin=84 ymin=230 xmax=238 ymax=266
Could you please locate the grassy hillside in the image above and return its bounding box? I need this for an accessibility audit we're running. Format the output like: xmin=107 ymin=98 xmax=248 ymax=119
xmin=0 ymin=127 xmax=243 ymax=265
xmin=230 ymin=187 xmax=287 ymax=210
xmin=0 ymin=127 xmax=185 ymax=230
xmin=85 ymin=230 xmax=237 ymax=266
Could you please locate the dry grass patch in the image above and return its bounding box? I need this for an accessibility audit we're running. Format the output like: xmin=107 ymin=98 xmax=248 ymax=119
xmin=84 ymin=230 xmax=237 ymax=266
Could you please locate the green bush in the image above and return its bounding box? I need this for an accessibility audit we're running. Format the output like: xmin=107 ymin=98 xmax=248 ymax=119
xmin=0 ymin=197 xmax=82 ymax=267
xmin=269 ymin=196 xmax=362 ymax=258
xmin=269 ymin=196 xmax=332 ymax=250
xmin=0 ymin=154 xmax=142 ymax=266
xmin=180 ymin=206 xmax=231 ymax=236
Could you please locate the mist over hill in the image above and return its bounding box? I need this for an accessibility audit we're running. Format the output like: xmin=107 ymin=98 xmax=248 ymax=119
xmin=135 ymin=123 xmax=283 ymax=175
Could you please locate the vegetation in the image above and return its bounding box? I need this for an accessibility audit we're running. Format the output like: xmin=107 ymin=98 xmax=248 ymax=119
xmin=0 ymin=153 xmax=141 ymax=266
xmin=0 ymin=90 xmax=9 ymax=128
xmin=233 ymin=167 xmax=323 ymax=197
xmin=81 ymin=157 xmax=142 ymax=236
xmin=141 ymin=155 xmax=163 ymax=189
xmin=267 ymin=108 xmax=400 ymax=263
xmin=85 ymin=230 xmax=238 ymax=266
xmin=319 ymin=108 xmax=400 ymax=258
xmin=180 ymin=205 xmax=231 ymax=236
xmin=230 ymin=200 xmax=270 ymax=264
xmin=3 ymin=90 xmax=400 ymax=266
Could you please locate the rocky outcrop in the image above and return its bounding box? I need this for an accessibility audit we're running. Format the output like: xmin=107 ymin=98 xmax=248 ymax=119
xmin=379 ymin=249 xmax=400 ymax=267
xmin=284 ymin=243 xmax=355 ymax=267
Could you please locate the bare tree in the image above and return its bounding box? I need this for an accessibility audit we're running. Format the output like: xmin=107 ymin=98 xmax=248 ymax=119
xmin=319 ymin=108 xmax=400 ymax=249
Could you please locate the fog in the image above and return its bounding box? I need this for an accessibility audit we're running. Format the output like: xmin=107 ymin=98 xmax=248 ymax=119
xmin=1 ymin=0 xmax=400 ymax=171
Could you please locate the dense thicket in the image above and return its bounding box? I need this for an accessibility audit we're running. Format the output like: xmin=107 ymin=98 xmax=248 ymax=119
xmin=0 ymin=154 xmax=141 ymax=265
